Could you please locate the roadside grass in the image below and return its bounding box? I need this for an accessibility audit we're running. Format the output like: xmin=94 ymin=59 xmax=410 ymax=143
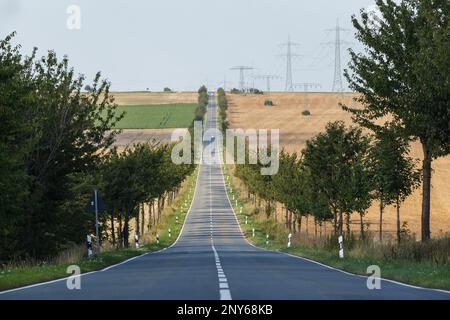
xmin=222 ymin=165 xmax=450 ymax=291
xmin=113 ymin=103 xmax=197 ymax=129
xmin=0 ymin=166 xmax=199 ymax=292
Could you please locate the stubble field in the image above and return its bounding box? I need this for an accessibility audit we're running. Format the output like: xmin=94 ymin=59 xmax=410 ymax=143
xmin=226 ymin=92 xmax=450 ymax=238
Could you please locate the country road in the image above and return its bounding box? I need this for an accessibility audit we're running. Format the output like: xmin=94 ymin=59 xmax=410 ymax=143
xmin=1 ymin=94 xmax=449 ymax=300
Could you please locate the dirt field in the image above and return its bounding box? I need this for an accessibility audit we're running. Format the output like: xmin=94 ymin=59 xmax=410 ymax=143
xmin=227 ymin=92 xmax=450 ymax=238
xmin=111 ymin=92 xmax=197 ymax=105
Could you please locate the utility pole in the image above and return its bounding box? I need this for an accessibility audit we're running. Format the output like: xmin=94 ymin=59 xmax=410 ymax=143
xmin=280 ymin=36 xmax=301 ymax=92
xmin=323 ymin=19 xmax=351 ymax=92
xmin=230 ymin=66 xmax=254 ymax=92
xmin=255 ymin=75 xmax=281 ymax=93
xmin=294 ymin=83 xmax=322 ymax=109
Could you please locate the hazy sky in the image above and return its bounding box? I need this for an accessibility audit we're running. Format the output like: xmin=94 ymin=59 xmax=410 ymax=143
xmin=0 ymin=0 xmax=376 ymax=91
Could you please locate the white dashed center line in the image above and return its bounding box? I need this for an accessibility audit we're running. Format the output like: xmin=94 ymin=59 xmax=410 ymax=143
xmin=209 ymin=149 xmax=232 ymax=301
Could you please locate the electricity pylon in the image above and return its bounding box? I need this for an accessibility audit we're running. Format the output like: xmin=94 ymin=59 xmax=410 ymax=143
xmin=230 ymin=66 xmax=254 ymax=92
xmin=254 ymin=74 xmax=281 ymax=93
xmin=280 ymin=36 xmax=301 ymax=92
xmin=294 ymin=83 xmax=322 ymax=109
xmin=323 ymin=19 xmax=351 ymax=92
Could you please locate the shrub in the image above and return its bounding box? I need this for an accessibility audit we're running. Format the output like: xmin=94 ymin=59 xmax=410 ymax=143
xmin=264 ymin=100 xmax=273 ymax=106
xmin=302 ymin=110 xmax=311 ymax=116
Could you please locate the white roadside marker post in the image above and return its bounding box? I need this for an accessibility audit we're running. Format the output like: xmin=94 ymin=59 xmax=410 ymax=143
xmin=86 ymin=235 xmax=93 ymax=258
xmin=156 ymin=233 xmax=160 ymax=245
xmin=288 ymin=233 xmax=292 ymax=248
xmin=252 ymin=228 xmax=255 ymax=238
xmin=338 ymin=235 xmax=344 ymax=258
xmin=245 ymin=216 xmax=248 ymax=225
xmin=176 ymin=216 xmax=179 ymax=224
xmin=135 ymin=233 xmax=139 ymax=248
xmin=168 ymin=228 xmax=171 ymax=238
xmin=266 ymin=234 xmax=269 ymax=245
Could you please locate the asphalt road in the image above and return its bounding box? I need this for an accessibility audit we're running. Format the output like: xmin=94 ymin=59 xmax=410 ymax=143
xmin=1 ymin=94 xmax=449 ymax=300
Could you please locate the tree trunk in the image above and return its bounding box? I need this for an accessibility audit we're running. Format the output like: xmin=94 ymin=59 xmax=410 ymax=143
xmin=421 ymin=143 xmax=432 ymax=242
xmin=141 ymin=203 xmax=145 ymax=236
xmin=118 ymin=211 xmax=123 ymax=248
xmin=285 ymin=208 xmax=289 ymax=229
xmin=111 ymin=209 xmax=116 ymax=246
xmin=314 ymin=219 xmax=318 ymax=237
xmin=338 ymin=209 xmax=343 ymax=237
xmin=135 ymin=206 xmax=140 ymax=237
xmin=360 ymin=213 xmax=364 ymax=240
xmin=123 ymin=208 xmax=130 ymax=248
xmin=379 ymin=199 xmax=383 ymax=242
xmin=298 ymin=215 xmax=302 ymax=238
xmin=292 ymin=214 xmax=297 ymax=233
xmin=289 ymin=211 xmax=293 ymax=231
xmin=333 ymin=208 xmax=338 ymax=235
xmin=396 ymin=197 xmax=401 ymax=243
xmin=346 ymin=213 xmax=351 ymax=236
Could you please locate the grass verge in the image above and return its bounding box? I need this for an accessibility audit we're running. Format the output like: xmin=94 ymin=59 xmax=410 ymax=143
xmin=0 ymin=166 xmax=199 ymax=292
xmin=221 ymin=165 xmax=450 ymax=291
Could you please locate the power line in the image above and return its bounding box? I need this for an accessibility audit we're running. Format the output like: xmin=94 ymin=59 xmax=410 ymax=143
xmin=280 ymin=36 xmax=301 ymax=92
xmin=230 ymin=66 xmax=254 ymax=92
xmin=254 ymin=74 xmax=281 ymax=93
xmin=293 ymin=82 xmax=322 ymax=109
xmin=323 ymin=19 xmax=352 ymax=92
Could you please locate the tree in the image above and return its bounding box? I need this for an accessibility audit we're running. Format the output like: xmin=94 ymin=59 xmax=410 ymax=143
xmin=343 ymin=0 xmax=450 ymax=241
xmin=302 ymin=121 xmax=371 ymax=237
xmin=0 ymin=32 xmax=123 ymax=260
xmin=369 ymin=127 xmax=421 ymax=242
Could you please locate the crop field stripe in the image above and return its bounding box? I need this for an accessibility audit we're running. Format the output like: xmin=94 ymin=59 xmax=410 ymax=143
xmin=113 ymin=103 xmax=197 ymax=129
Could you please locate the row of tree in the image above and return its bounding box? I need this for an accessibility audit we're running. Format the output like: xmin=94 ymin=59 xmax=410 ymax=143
xmin=217 ymin=88 xmax=228 ymax=132
xmin=235 ymin=121 xmax=420 ymax=242
xmin=98 ymin=143 xmax=193 ymax=248
xmin=234 ymin=0 xmax=448 ymax=242
xmin=0 ymin=33 xmax=198 ymax=262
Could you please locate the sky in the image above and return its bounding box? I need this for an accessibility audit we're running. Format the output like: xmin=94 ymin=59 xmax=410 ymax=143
xmin=0 ymin=0 xmax=376 ymax=92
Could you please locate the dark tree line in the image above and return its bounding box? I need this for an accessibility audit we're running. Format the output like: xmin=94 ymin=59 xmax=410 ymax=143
xmin=0 ymin=33 xmax=197 ymax=262
xmin=235 ymin=121 xmax=420 ymax=243
xmin=217 ymin=88 xmax=228 ymax=132
xmin=99 ymin=143 xmax=193 ymax=248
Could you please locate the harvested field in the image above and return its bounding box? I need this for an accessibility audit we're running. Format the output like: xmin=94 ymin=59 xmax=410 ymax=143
xmin=112 ymin=128 xmax=186 ymax=152
xmin=227 ymin=92 xmax=450 ymax=239
xmin=111 ymin=92 xmax=197 ymax=105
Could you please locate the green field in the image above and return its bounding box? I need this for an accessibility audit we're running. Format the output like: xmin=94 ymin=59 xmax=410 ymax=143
xmin=113 ymin=103 xmax=197 ymax=129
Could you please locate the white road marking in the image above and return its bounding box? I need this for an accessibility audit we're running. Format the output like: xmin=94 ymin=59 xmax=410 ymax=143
xmin=0 ymin=166 xmax=203 ymax=295
xmin=209 ymin=140 xmax=232 ymax=301
xmin=218 ymin=160 xmax=450 ymax=296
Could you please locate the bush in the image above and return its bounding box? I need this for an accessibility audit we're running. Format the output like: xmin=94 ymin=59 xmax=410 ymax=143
xmin=163 ymin=87 xmax=172 ymax=92
xmin=264 ymin=100 xmax=273 ymax=106
xmin=302 ymin=110 xmax=311 ymax=116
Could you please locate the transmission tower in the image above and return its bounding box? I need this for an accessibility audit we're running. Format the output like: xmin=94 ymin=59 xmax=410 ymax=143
xmin=254 ymin=75 xmax=281 ymax=93
xmin=324 ymin=19 xmax=351 ymax=92
xmin=230 ymin=66 xmax=254 ymax=92
xmin=293 ymin=83 xmax=322 ymax=109
xmin=280 ymin=36 xmax=301 ymax=92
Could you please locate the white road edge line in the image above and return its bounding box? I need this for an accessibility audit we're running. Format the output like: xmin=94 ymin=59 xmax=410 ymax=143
xmin=219 ymin=161 xmax=450 ymax=295
xmin=0 ymin=165 xmax=202 ymax=295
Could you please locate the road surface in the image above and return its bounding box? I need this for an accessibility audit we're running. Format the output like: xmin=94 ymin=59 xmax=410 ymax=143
xmin=1 ymin=94 xmax=449 ymax=300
